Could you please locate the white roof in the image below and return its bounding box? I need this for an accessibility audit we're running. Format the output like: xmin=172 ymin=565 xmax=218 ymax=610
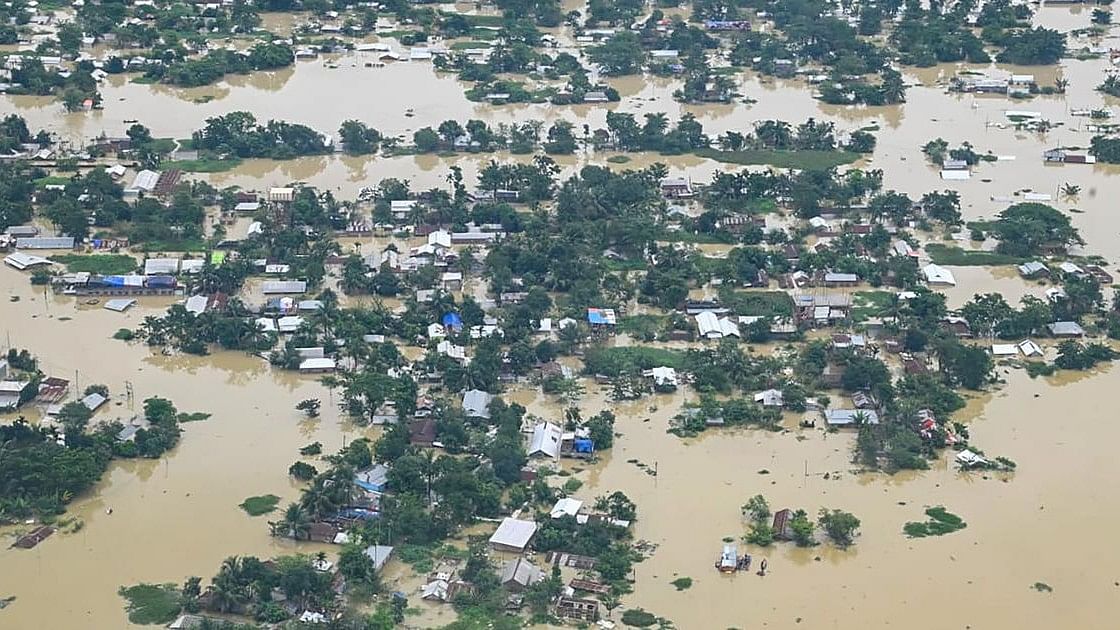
xmin=940 ymin=170 xmax=970 ymax=181
xmin=300 ymin=358 xmax=335 ymax=371
xmin=132 ymin=169 xmax=159 ymax=191
xmin=528 ymin=422 xmax=563 ymax=458
xmin=824 ymin=409 xmax=879 ymax=425
xmin=437 ymin=340 xmax=465 ymax=360
xmin=144 ymin=258 xmax=179 ymax=275
xmin=278 ymin=316 xmax=303 ymax=333
xmin=489 ymin=517 xmax=538 ymax=551
xmin=183 ymin=295 xmax=208 ymax=315
xmin=428 ymin=230 xmax=452 ymax=248
xmin=754 ymin=389 xmax=783 ymax=406
xmin=1058 ymin=261 xmax=1084 ymax=275
xmin=179 ymin=259 xmax=203 ymax=274
xmin=103 ymin=298 xmax=136 ymax=312
xmin=4 ymin=252 xmax=52 ymax=270
xmin=647 ymin=366 xmax=678 ymax=387
xmin=81 ymin=392 xmax=107 ymax=411
xmin=462 ymin=389 xmax=492 ymax=418
xmin=694 ymin=309 xmax=739 ymax=336
xmin=262 ymin=280 xmax=306 ymax=294
xmin=956 ymin=449 xmax=987 ymax=465
xmin=695 ymin=311 xmax=720 ymax=336
xmin=550 ymin=497 xmax=583 ymax=519
xmin=1017 ymin=339 xmax=1044 ymax=357
xmin=1048 ymin=321 xmax=1084 ymax=336
xmin=255 ymin=317 xmax=277 ymax=332
xmin=427 ymin=322 xmax=446 ymax=339
xmin=991 ymin=343 xmax=1018 ymax=356
xmin=922 ymin=264 xmax=956 ymax=286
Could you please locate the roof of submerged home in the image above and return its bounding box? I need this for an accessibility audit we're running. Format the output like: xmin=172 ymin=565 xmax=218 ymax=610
xmin=462 ymin=389 xmax=492 ymax=418
xmin=922 ymin=263 xmax=957 ymax=286
xmin=1048 ymin=321 xmax=1084 ymax=335
xmin=529 ymin=422 xmax=563 ymax=458
xmin=489 ymin=517 xmax=538 ymax=550
xmin=824 ymin=408 xmax=879 ymax=425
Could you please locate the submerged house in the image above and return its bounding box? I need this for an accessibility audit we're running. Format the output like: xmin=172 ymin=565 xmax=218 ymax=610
xmin=824 ymin=408 xmax=879 ymax=426
xmin=354 ymin=464 xmax=390 ymax=493
xmin=528 ymin=422 xmax=563 ymax=458
xmin=500 ymin=557 xmax=544 ymax=592
xmin=489 ymin=517 xmax=538 ymax=553
xmin=462 ymin=389 xmax=492 ymax=419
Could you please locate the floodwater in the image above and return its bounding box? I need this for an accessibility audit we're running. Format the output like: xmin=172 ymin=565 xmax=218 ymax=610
xmin=4 ymin=5 xmax=1120 ymax=628
xmin=0 ymin=268 xmax=369 ymax=629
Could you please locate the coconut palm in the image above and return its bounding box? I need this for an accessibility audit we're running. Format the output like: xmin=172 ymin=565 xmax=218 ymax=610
xmin=270 ymin=502 xmax=311 ymax=540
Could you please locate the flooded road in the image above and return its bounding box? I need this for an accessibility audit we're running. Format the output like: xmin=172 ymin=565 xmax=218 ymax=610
xmin=3 ymin=6 xmax=1120 ymax=628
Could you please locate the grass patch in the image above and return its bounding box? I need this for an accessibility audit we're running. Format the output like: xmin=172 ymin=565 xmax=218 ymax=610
xmin=718 ymin=289 xmax=794 ymax=318
xmin=137 ymin=239 xmax=208 ymax=253
xmin=33 ymin=175 xmax=72 ymax=187
xmin=167 ymin=157 xmax=243 ymax=173
xmin=176 ymin=412 xmax=211 ymax=423
xmin=693 ymin=147 xmax=860 ymax=170
xmin=449 ymin=40 xmax=492 ymax=50
xmin=618 ymin=314 xmax=665 ymax=338
xmin=461 ymin=13 xmax=505 ymax=27
xmin=396 ymin=543 xmax=442 ymax=573
xmin=1033 ymin=582 xmax=1053 ymax=592
xmin=118 ymin=584 xmax=181 ymax=625
xmin=603 ymin=257 xmax=648 ymax=272
xmin=903 ymin=506 xmax=967 ymax=538
xmin=113 ymin=328 xmax=136 ymax=341
xmin=621 ymin=608 xmax=659 ymax=627
xmin=49 ymin=254 xmax=137 ymax=275
xmin=852 ymin=290 xmax=895 ymax=322
xmin=926 ymin=243 xmax=1025 ymax=266
xmin=607 ymin=155 xmax=631 ymax=164
xmin=239 ymin=494 xmax=280 ymax=516
xmin=582 ymin=346 xmax=684 ymax=377
xmin=147 ymin=138 xmax=178 ymax=154
xmin=670 ymin=576 xmax=693 ymax=590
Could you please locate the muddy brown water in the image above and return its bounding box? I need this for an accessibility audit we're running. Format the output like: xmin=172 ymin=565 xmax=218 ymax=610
xmin=4 ymin=7 xmax=1120 ymax=628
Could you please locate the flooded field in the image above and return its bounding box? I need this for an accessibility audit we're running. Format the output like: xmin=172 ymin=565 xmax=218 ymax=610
xmin=4 ymin=5 xmax=1120 ymax=629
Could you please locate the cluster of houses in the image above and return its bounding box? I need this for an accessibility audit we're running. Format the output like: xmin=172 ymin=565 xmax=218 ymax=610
xmin=949 ymin=73 xmax=1037 ymax=97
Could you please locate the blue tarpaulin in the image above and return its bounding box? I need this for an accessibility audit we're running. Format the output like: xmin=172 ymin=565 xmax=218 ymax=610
xmin=574 ymin=438 xmax=594 ymax=453
xmin=442 ymin=312 xmax=463 ymax=330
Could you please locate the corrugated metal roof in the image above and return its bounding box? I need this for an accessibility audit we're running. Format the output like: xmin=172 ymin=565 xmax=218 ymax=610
xmin=16 ymin=236 xmax=75 ymax=249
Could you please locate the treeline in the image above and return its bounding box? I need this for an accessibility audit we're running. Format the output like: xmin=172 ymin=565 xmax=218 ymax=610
xmin=144 ymin=43 xmax=294 ymax=87
xmin=193 ymin=111 xmax=330 ymax=159
xmin=0 ymin=396 xmax=193 ymax=521
xmin=402 ymin=113 xmax=873 ymax=158
xmin=891 ymin=0 xmax=1065 ymax=66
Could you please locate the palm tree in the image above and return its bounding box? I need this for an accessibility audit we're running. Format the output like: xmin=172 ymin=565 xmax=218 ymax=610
xmin=271 ymin=503 xmax=312 ymax=540
xmin=421 ymin=449 xmax=438 ymax=506
xmin=208 ymin=576 xmax=245 ymax=614
xmin=301 ymin=485 xmax=338 ymax=520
